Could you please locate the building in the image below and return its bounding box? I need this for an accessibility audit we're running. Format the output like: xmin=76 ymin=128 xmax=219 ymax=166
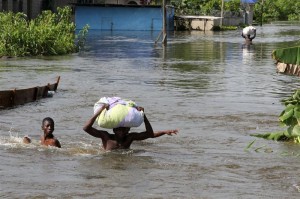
xmin=241 ymin=0 xmax=258 ymax=25
xmin=0 ymin=0 xmax=69 ymax=19
xmin=75 ymin=4 xmax=174 ymax=31
xmin=0 ymin=0 xmax=149 ymax=19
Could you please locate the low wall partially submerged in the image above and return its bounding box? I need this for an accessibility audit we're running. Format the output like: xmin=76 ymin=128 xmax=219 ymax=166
xmin=272 ymin=46 xmax=300 ymax=76
xmin=276 ymin=62 xmax=300 ymax=76
xmin=175 ymin=15 xmax=244 ymax=31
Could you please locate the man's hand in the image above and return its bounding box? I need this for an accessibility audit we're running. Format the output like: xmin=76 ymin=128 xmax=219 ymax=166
xmin=95 ymin=103 xmax=109 ymax=116
xmin=136 ymin=106 xmax=144 ymax=112
xmin=164 ymin=129 xmax=178 ymax=135
xmin=103 ymin=103 xmax=109 ymax=110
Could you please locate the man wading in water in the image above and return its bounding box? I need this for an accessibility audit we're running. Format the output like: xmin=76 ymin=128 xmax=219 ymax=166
xmin=83 ymin=104 xmax=178 ymax=151
xmin=241 ymin=29 xmax=256 ymax=45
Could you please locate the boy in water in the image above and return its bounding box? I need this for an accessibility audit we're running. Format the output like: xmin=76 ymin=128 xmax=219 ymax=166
xmin=83 ymin=104 xmax=178 ymax=151
xmin=40 ymin=117 xmax=61 ymax=148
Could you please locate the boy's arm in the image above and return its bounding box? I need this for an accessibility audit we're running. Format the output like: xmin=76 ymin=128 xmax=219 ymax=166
xmin=55 ymin=139 xmax=61 ymax=148
xmin=83 ymin=104 xmax=110 ymax=139
xmin=129 ymin=114 xmax=178 ymax=141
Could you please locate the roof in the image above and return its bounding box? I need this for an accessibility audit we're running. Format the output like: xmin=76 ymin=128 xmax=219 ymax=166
xmin=241 ymin=0 xmax=258 ymax=3
xmin=177 ymin=16 xmax=222 ymax=20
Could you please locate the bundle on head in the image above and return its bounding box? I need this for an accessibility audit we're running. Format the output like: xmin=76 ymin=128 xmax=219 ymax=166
xmin=94 ymin=97 xmax=144 ymax=129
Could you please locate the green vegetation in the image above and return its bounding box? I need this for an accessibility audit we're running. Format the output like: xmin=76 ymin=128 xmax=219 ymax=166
xmin=252 ymin=90 xmax=300 ymax=143
xmin=171 ymin=0 xmax=300 ymax=22
xmin=170 ymin=0 xmax=242 ymax=16
xmin=254 ymin=0 xmax=300 ymax=22
xmin=171 ymin=0 xmax=216 ymax=15
xmin=212 ymin=25 xmax=238 ymax=31
xmin=0 ymin=6 xmax=89 ymax=57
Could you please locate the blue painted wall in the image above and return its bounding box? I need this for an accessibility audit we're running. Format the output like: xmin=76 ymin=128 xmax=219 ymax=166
xmin=75 ymin=6 xmax=174 ymax=31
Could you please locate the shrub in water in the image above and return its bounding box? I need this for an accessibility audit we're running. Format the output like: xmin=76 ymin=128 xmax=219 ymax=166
xmin=0 ymin=6 xmax=88 ymax=57
xmin=252 ymin=89 xmax=300 ymax=143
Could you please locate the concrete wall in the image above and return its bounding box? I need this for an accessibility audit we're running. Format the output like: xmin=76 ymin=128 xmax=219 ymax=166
xmin=190 ymin=16 xmax=243 ymax=31
xmin=53 ymin=0 xmax=73 ymax=11
xmin=0 ymin=0 xmax=43 ymax=19
xmin=190 ymin=19 xmax=215 ymax=31
xmin=0 ymin=0 xmax=16 ymax=11
xmin=222 ymin=16 xmax=244 ymax=26
xmin=0 ymin=0 xmax=148 ymax=19
xmin=31 ymin=0 xmax=43 ymax=18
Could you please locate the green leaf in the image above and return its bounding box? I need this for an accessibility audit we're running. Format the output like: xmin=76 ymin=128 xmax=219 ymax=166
xmin=294 ymin=107 xmax=300 ymax=120
xmin=291 ymin=125 xmax=300 ymax=137
xmin=293 ymin=90 xmax=300 ymax=100
xmin=251 ymin=131 xmax=287 ymax=141
xmin=254 ymin=145 xmax=266 ymax=152
xmin=279 ymin=105 xmax=295 ymax=122
xmin=287 ymin=125 xmax=294 ymax=137
xmin=245 ymin=139 xmax=256 ymax=151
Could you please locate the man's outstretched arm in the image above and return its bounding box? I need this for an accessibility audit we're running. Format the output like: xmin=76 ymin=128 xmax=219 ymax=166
xmin=130 ymin=114 xmax=178 ymax=141
xmin=153 ymin=129 xmax=178 ymax=138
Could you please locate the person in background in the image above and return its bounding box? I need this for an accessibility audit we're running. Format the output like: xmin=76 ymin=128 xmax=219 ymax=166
xmin=40 ymin=117 xmax=61 ymax=148
xmin=241 ymin=29 xmax=256 ymax=45
xmin=83 ymin=104 xmax=178 ymax=151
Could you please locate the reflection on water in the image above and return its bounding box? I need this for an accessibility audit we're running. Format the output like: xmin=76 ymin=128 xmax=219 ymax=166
xmin=242 ymin=44 xmax=256 ymax=64
xmin=1 ymin=22 xmax=300 ymax=198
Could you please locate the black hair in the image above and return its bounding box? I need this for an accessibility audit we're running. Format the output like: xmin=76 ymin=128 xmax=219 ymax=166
xmin=42 ymin=117 xmax=54 ymax=125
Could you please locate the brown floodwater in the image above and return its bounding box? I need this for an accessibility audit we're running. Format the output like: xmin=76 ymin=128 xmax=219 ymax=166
xmin=1 ymin=21 xmax=300 ymax=198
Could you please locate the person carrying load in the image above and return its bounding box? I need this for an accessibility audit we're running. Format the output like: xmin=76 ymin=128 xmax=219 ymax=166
xmin=241 ymin=26 xmax=256 ymax=45
xmin=83 ymin=97 xmax=178 ymax=151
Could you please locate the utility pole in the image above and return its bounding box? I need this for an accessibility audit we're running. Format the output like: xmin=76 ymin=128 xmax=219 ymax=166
xmin=260 ymin=0 xmax=264 ymax=26
xmin=155 ymin=0 xmax=167 ymax=46
xmin=220 ymin=0 xmax=224 ymax=26
xmin=162 ymin=0 xmax=167 ymax=46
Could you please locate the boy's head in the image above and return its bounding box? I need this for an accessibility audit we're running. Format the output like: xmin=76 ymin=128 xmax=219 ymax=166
xmin=42 ymin=117 xmax=55 ymax=136
xmin=113 ymin=127 xmax=130 ymax=138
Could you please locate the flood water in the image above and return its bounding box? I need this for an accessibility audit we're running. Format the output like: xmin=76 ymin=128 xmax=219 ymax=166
xmin=1 ymin=22 xmax=300 ymax=198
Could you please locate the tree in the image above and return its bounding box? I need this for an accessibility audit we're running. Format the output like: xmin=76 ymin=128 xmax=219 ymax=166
xmin=254 ymin=0 xmax=300 ymax=22
xmin=172 ymin=0 xmax=299 ymax=22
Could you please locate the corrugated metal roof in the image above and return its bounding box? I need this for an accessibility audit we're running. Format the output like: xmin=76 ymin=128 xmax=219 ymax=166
xmin=241 ymin=0 xmax=258 ymax=3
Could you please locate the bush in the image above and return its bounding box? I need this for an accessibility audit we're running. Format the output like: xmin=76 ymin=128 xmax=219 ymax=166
xmin=254 ymin=0 xmax=300 ymax=23
xmin=0 ymin=6 xmax=88 ymax=57
xmin=252 ymin=90 xmax=300 ymax=143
